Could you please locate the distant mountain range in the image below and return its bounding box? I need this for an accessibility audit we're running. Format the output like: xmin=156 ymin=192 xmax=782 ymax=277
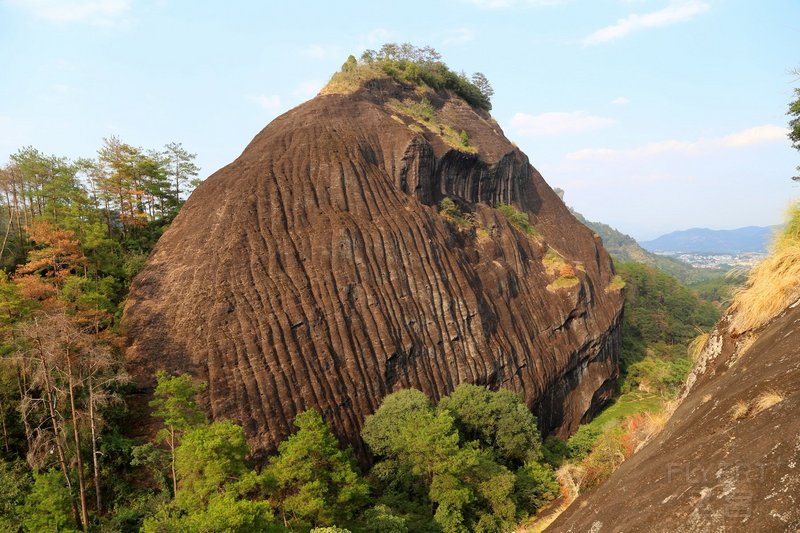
xmin=641 ymin=226 xmax=779 ymax=254
xmin=568 ymin=210 xmax=719 ymax=284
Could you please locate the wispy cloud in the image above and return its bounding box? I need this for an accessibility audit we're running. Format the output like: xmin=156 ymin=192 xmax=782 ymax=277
xmin=248 ymin=94 xmax=282 ymax=113
xmin=563 ymin=172 xmax=695 ymax=191
xmin=582 ymin=0 xmax=709 ymax=45
xmin=462 ymin=0 xmax=565 ymax=9
xmin=302 ymin=44 xmax=342 ymax=61
xmin=293 ymin=80 xmax=323 ymax=99
xmin=611 ymin=96 xmax=629 ymax=105
xmin=5 ymin=0 xmax=131 ymax=25
xmin=567 ymin=124 xmax=788 ymax=160
xmin=510 ymin=111 xmax=615 ymax=136
xmin=440 ymin=28 xmax=477 ymax=46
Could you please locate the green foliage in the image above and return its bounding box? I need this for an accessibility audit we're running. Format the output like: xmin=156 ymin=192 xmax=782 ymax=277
xmin=789 ymin=86 xmax=800 ymax=180
xmin=359 ymin=43 xmax=492 ymax=110
xmin=0 ymin=459 xmax=30 ymax=531
xmin=267 ymin=409 xmax=368 ymax=530
xmin=439 ymin=384 xmax=542 ymax=466
xmin=150 ymin=371 xmax=208 ymax=433
xmin=363 ymin=387 xmax=557 ymax=532
xmin=174 ymin=421 xmax=251 ymax=510
xmin=566 ymin=424 xmax=602 ymax=460
xmin=513 ymin=461 xmax=560 ymax=515
xmin=342 ymin=55 xmax=358 ymax=72
xmin=459 ymin=130 xmax=470 ymax=147
xmin=615 ymin=261 xmax=719 ymax=395
xmin=496 ymin=203 xmax=538 ymax=236
xmin=439 ymin=197 xmax=470 ymax=227
xmin=21 ymin=469 xmax=80 ymax=532
xmin=541 ymin=436 xmax=569 ymax=468
xmin=360 ymin=504 xmax=408 ymax=532
xmin=143 ymin=420 xmax=276 ymax=533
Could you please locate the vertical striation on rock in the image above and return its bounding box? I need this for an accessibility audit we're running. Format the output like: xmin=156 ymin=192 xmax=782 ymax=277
xmin=122 ymin=75 xmax=624 ymax=459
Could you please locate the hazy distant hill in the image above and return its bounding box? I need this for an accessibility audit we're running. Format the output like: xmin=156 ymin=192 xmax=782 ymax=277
xmin=569 ymin=210 xmax=720 ymax=284
xmin=641 ymin=226 xmax=778 ymax=254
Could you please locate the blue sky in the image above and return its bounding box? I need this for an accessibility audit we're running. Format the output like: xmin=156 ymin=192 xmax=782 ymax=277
xmin=1 ymin=0 xmax=798 ymax=239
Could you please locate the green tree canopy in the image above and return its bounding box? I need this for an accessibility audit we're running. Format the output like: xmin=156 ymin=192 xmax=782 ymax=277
xmin=266 ymin=409 xmax=368 ymax=530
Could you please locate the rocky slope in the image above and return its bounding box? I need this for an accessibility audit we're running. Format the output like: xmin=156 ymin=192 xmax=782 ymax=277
xmin=549 ymin=299 xmax=800 ymax=531
xmin=122 ymin=72 xmax=624 ymax=459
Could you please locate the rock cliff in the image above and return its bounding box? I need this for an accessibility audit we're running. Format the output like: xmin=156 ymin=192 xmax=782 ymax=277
xmin=122 ymin=73 xmax=624 ymax=459
xmin=549 ymin=301 xmax=800 ymax=532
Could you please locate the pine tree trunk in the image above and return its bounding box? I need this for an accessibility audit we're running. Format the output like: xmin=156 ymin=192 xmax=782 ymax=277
xmin=88 ymin=378 xmax=102 ymax=513
xmin=15 ymin=366 xmax=33 ymax=452
xmin=67 ymin=354 xmax=90 ymax=529
xmin=37 ymin=341 xmax=81 ymax=529
xmin=170 ymin=427 xmax=177 ymax=496
xmin=0 ymin=398 xmax=9 ymax=453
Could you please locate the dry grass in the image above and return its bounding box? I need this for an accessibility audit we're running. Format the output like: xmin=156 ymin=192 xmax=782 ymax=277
xmin=751 ymin=389 xmax=785 ymax=416
xmin=730 ymin=400 xmax=750 ymax=421
xmin=386 ymin=98 xmax=478 ymax=153
xmin=688 ymin=332 xmax=709 ymax=361
xmin=542 ymin=248 xmax=567 ymax=275
xmin=319 ymin=64 xmax=386 ymax=95
xmin=729 ymin=202 xmax=800 ymax=334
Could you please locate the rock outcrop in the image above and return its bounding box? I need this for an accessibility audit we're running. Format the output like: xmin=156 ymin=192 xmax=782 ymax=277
xmin=549 ymin=300 xmax=800 ymax=532
xmin=122 ymin=74 xmax=623 ymax=459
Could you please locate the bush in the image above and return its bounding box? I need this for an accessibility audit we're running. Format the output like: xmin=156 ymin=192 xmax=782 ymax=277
xmin=496 ymin=203 xmax=538 ymax=236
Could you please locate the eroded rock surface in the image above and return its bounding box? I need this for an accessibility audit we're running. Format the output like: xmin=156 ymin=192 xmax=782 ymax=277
xmin=122 ymin=77 xmax=623 ymax=459
xmin=549 ymin=302 xmax=800 ymax=532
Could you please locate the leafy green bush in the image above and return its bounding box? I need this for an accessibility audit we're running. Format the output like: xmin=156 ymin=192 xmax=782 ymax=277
xmin=439 ymin=197 xmax=470 ymax=227
xmin=496 ymin=203 xmax=538 ymax=236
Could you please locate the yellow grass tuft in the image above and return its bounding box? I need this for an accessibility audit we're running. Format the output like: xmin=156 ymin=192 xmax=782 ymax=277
xmin=319 ymin=64 xmax=386 ymax=95
xmin=688 ymin=332 xmax=709 ymax=361
xmin=729 ymin=202 xmax=800 ymax=334
xmin=730 ymin=400 xmax=750 ymax=421
xmin=751 ymin=389 xmax=785 ymax=416
xmin=542 ymin=248 xmax=567 ymax=275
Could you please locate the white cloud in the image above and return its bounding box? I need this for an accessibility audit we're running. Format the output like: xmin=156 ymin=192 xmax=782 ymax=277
xmin=510 ymin=111 xmax=615 ymax=136
xmin=462 ymin=0 xmax=564 ymax=8
xmin=6 ymin=0 xmax=131 ymax=25
xmin=293 ymin=80 xmax=323 ymax=99
xmin=611 ymin=96 xmax=629 ymax=105
xmin=566 ymin=124 xmax=789 ymax=160
xmin=363 ymin=28 xmax=392 ymax=46
xmin=582 ymin=0 xmax=709 ymax=45
xmin=302 ymin=45 xmax=341 ymax=61
xmin=440 ymin=28 xmax=477 ymax=46
xmin=720 ymin=125 xmax=788 ymax=147
xmin=249 ymin=94 xmax=282 ymax=112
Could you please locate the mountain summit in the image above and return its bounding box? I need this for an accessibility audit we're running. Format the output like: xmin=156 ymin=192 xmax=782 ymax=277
xmin=122 ymin=54 xmax=624 ymax=458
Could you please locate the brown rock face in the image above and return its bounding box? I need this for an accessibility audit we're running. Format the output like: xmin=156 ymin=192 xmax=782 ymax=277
xmin=549 ymin=303 xmax=800 ymax=532
xmin=122 ymin=77 xmax=623 ymax=459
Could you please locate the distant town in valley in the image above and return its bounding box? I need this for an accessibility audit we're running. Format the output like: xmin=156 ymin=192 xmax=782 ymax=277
xmin=652 ymin=250 xmax=768 ymax=270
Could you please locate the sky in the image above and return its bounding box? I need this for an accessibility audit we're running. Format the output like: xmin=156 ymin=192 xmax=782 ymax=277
xmin=0 ymin=0 xmax=798 ymax=240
